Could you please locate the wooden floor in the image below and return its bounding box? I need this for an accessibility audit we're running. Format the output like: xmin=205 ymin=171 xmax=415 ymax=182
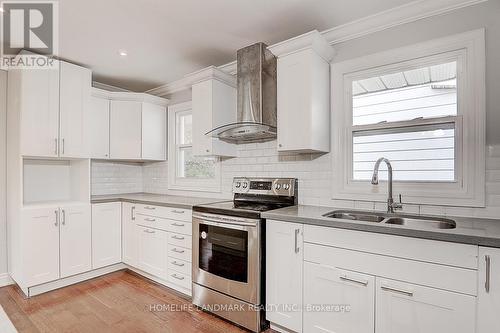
xmin=0 ymin=270 xmax=274 ymax=333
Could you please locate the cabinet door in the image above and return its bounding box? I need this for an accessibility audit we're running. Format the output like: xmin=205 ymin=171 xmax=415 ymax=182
xmin=477 ymin=247 xmax=500 ymax=333
xmin=122 ymin=202 xmax=138 ymax=266
xmin=376 ymin=278 xmax=475 ymax=333
xmin=88 ymin=95 xmax=110 ymax=159
xmin=137 ymin=226 xmax=168 ymax=278
xmin=20 ymin=66 xmax=60 ymax=157
xmin=304 ymin=262 xmax=375 ymax=333
xmin=266 ymin=220 xmax=303 ymax=332
xmin=142 ymin=102 xmax=166 ymax=160
xmin=59 ymin=62 xmax=91 ymax=158
xmin=92 ymin=203 xmax=122 ymax=269
xmin=110 ymin=100 xmax=142 ymax=159
xmin=21 ymin=207 xmax=60 ymax=286
xmin=60 ymin=204 xmax=92 ymax=278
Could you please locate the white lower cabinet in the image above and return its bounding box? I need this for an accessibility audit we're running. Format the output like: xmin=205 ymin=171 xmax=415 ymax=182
xmin=59 ymin=204 xmax=92 ymax=278
xmin=376 ymin=278 xmax=475 ymax=333
xmin=266 ymin=220 xmax=303 ymax=333
xmin=303 ymin=262 xmax=375 ymax=333
xmin=477 ymin=247 xmax=500 ymax=333
xmin=92 ymin=203 xmax=122 ymax=269
xmin=137 ymin=226 xmax=168 ymax=278
xmin=122 ymin=202 xmax=138 ymax=266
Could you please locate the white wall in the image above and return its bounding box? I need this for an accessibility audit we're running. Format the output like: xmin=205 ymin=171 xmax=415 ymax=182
xmin=0 ymin=70 xmax=7 ymax=275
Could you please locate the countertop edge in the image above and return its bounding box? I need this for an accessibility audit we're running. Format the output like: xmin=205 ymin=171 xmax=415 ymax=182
xmin=91 ymin=197 xmax=194 ymax=210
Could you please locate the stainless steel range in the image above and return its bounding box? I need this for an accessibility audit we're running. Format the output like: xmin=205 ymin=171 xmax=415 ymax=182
xmin=192 ymin=177 xmax=298 ymax=332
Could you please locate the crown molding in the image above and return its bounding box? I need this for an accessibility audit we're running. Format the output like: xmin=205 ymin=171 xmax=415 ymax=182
xmin=92 ymin=87 xmax=169 ymax=106
xmin=146 ymin=0 xmax=487 ymax=97
xmin=92 ymin=81 xmax=130 ymax=92
xmin=321 ymin=0 xmax=488 ymax=44
xmin=268 ymin=30 xmax=335 ymax=61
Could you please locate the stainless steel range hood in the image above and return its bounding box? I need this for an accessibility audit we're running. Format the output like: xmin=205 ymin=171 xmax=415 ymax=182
xmin=206 ymin=43 xmax=277 ymax=143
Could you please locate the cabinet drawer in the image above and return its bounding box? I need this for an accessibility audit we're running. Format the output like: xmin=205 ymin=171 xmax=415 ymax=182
xmin=305 ymin=243 xmax=477 ymax=296
xmin=168 ymin=232 xmax=191 ymax=248
xmin=304 ymin=224 xmax=478 ymax=269
xmin=166 ymin=219 xmax=192 ymax=235
xmin=167 ymin=271 xmax=191 ymax=290
xmin=168 ymin=257 xmax=191 ymax=276
xmin=135 ymin=204 xmax=191 ymax=222
xmin=135 ymin=213 xmax=169 ymax=231
xmin=167 ymin=244 xmax=192 ymax=262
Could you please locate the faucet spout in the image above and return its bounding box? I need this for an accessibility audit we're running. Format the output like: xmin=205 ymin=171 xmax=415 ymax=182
xmin=372 ymin=157 xmax=401 ymax=213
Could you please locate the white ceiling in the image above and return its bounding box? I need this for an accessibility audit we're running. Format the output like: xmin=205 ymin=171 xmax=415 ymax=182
xmin=59 ymin=0 xmax=415 ymax=91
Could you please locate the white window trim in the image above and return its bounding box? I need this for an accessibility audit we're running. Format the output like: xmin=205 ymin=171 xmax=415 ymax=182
xmin=168 ymin=101 xmax=221 ymax=193
xmin=331 ymin=29 xmax=485 ymax=207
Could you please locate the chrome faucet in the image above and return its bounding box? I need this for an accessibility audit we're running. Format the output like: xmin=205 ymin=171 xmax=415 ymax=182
xmin=371 ymin=157 xmax=403 ymax=213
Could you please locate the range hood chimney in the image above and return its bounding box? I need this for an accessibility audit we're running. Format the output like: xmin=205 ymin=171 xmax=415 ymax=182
xmin=206 ymin=43 xmax=277 ymax=143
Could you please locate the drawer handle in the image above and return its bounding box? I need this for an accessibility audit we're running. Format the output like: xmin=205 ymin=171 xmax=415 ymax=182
xmin=131 ymin=206 xmax=136 ymax=221
xmin=172 ymin=235 xmax=185 ymax=240
xmin=144 ymin=206 xmax=156 ymax=210
xmin=172 ymin=210 xmax=185 ymax=214
xmin=144 ymin=218 xmax=156 ymax=222
xmin=172 ymin=222 xmax=185 ymax=227
xmin=340 ymin=275 xmax=368 ymax=286
xmin=485 ymin=255 xmax=491 ymax=293
xmin=171 ymin=248 xmax=185 ymax=253
xmin=143 ymin=229 xmax=156 ymax=234
xmin=172 ymin=261 xmax=185 ymax=267
xmin=381 ymin=285 xmax=413 ymax=297
xmin=172 ymin=274 xmax=185 ymax=280
xmin=294 ymin=229 xmax=300 ymax=253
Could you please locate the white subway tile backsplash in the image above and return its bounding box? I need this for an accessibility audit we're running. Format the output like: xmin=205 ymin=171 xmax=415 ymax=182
xmin=90 ymin=143 xmax=500 ymax=219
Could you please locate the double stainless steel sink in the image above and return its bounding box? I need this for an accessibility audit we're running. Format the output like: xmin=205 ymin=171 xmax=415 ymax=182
xmin=323 ymin=210 xmax=456 ymax=230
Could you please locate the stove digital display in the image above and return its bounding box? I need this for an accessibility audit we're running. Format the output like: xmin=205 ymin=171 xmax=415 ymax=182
xmin=249 ymin=181 xmax=272 ymax=191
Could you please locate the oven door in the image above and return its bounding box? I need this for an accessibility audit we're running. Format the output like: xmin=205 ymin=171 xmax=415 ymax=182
xmin=192 ymin=212 xmax=261 ymax=304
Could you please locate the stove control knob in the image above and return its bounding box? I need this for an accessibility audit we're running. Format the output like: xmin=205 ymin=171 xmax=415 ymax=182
xmin=235 ymin=182 xmax=241 ymax=188
xmin=275 ymin=183 xmax=281 ymax=190
xmin=283 ymin=184 xmax=290 ymax=190
xmin=242 ymin=182 xmax=248 ymax=189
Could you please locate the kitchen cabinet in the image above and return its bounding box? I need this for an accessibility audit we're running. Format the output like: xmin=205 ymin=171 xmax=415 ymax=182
xmin=266 ymin=220 xmax=303 ymax=332
xmin=110 ymin=100 xmax=142 ymax=160
xmin=137 ymin=225 xmax=168 ymax=278
xmin=59 ymin=204 xmax=92 ymax=278
xmin=376 ymin=278 xmax=475 ymax=333
xmin=59 ymin=61 xmax=91 ymax=158
xmin=87 ymin=92 xmax=110 ymax=159
xmin=477 ymin=247 xmax=500 ymax=332
xmin=142 ymin=102 xmax=167 ymax=160
xmin=122 ymin=202 xmax=138 ymax=266
xmin=304 ymin=262 xmax=375 ymax=333
xmin=191 ymin=67 xmax=237 ymax=157
xmin=20 ymin=207 xmax=60 ymax=287
xmin=13 ymin=59 xmax=91 ymax=158
xmin=269 ymin=30 xmax=334 ymax=153
xmin=92 ymin=203 xmax=122 ymax=269
xmin=17 ymin=64 xmax=60 ymax=157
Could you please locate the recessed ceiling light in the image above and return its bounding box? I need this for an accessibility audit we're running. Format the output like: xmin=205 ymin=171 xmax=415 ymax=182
xmin=118 ymin=50 xmax=127 ymax=57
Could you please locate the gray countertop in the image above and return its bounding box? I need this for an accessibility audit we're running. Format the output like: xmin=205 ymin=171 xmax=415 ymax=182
xmin=262 ymin=205 xmax=500 ymax=248
xmin=91 ymin=193 xmax=226 ymax=210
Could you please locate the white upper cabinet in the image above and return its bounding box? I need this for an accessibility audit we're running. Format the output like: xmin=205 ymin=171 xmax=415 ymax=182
xmin=269 ymin=30 xmax=335 ymax=153
xmin=142 ymin=102 xmax=167 ymax=160
xmin=59 ymin=61 xmax=91 ymax=158
xmin=10 ymin=58 xmax=91 ymax=158
xmin=109 ymin=94 xmax=168 ymax=161
xmin=191 ymin=66 xmax=237 ymax=157
xmin=14 ymin=62 xmax=60 ymax=157
xmin=477 ymin=247 xmax=500 ymax=333
xmin=87 ymin=90 xmax=110 ymax=159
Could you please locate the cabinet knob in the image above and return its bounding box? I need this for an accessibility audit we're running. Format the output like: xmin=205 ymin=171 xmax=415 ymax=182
xmin=278 ymin=144 xmax=282 ymax=148
xmin=206 ymin=149 xmax=210 ymax=153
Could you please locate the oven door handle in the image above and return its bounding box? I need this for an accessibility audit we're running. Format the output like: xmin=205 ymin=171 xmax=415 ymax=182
xmin=194 ymin=218 xmax=256 ymax=231
xmin=193 ymin=214 xmax=258 ymax=228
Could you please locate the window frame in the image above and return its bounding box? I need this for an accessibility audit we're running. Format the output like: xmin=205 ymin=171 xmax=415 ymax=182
xmin=331 ymin=29 xmax=485 ymax=207
xmin=168 ymin=102 xmax=221 ymax=192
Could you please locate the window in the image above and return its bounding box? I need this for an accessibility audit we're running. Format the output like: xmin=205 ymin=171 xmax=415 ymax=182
xmin=168 ymin=102 xmax=220 ymax=191
xmin=332 ymin=30 xmax=485 ymax=207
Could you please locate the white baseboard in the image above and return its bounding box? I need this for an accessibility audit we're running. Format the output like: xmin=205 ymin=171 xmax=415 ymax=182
xmin=27 ymin=263 xmax=126 ymax=297
xmin=125 ymin=264 xmax=192 ymax=298
xmin=0 ymin=273 xmax=14 ymax=287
